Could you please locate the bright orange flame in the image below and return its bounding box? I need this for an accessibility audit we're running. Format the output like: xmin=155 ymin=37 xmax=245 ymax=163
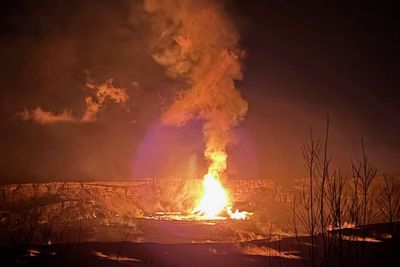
xmin=227 ymin=207 xmax=251 ymax=220
xmin=194 ymin=172 xmax=228 ymax=219
xmin=193 ymin=150 xmax=251 ymax=220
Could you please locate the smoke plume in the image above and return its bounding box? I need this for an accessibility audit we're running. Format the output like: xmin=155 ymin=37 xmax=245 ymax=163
xmin=19 ymin=78 xmax=129 ymax=124
xmin=81 ymin=78 xmax=130 ymax=122
xmin=145 ymin=0 xmax=248 ymax=177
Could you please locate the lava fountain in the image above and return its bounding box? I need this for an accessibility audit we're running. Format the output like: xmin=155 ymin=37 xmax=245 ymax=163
xmin=193 ymin=150 xmax=250 ymax=220
xmin=145 ymin=1 xmax=251 ymax=220
xmin=194 ymin=172 xmax=228 ymax=219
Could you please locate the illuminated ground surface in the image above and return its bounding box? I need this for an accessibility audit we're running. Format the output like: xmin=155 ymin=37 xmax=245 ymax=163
xmin=0 ymin=182 xmax=398 ymax=266
xmin=0 ymin=219 xmax=399 ymax=267
xmin=59 ymin=217 xmax=267 ymax=243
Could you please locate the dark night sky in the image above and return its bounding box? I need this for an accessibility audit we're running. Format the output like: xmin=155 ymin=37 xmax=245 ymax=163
xmin=0 ymin=0 xmax=399 ymax=184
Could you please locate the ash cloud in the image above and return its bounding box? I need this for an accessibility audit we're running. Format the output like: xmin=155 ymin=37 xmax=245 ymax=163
xmin=0 ymin=0 xmax=171 ymax=182
xmin=18 ymin=77 xmax=130 ymax=124
xmin=18 ymin=107 xmax=75 ymax=124
xmin=0 ymin=1 xmax=399 ymax=183
xmin=145 ymin=0 xmax=248 ymax=175
xmin=81 ymin=78 xmax=130 ymax=122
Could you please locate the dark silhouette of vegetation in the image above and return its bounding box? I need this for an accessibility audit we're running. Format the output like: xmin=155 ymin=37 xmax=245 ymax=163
xmin=350 ymin=139 xmax=377 ymax=267
xmin=378 ymin=175 xmax=400 ymax=266
xmin=288 ymin=117 xmax=396 ymax=267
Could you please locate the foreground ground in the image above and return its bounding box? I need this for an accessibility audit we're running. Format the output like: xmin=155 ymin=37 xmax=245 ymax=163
xmin=1 ymin=181 xmax=399 ymax=266
xmin=0 ymin=220 xmax=399 ymax=267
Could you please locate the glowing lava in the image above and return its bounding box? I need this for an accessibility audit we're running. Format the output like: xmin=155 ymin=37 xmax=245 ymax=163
xmin=194 ymin=172 xmax=228 ymax=219
xmin=193 ymin=151 xmax=251 ymax=220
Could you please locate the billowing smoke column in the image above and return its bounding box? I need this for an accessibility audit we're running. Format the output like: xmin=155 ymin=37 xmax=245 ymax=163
xmin=145 ymin=0 xmax=248 ymax=179
xmin=145 ymin=0 xmax=249 ymax=218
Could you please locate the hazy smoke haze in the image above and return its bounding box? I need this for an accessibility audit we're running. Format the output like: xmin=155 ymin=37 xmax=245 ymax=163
xmin=0 ymin=1 xmax=399 ymax=183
